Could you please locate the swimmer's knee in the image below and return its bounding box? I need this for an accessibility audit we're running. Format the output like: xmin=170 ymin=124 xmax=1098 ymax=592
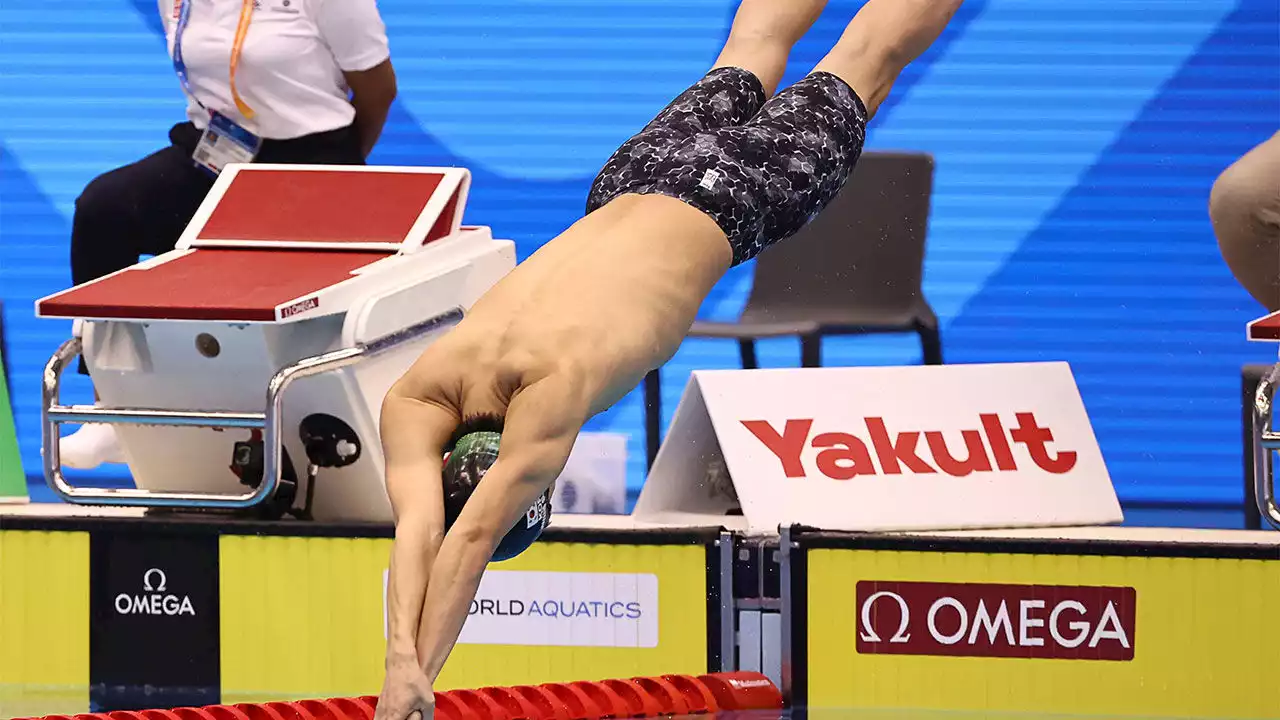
xmin=1209 ymin=162 xmax=1242 ymax=227
xmin=1211 ymin=161 xmax=1279 ymax=236
xmin=1210 ymin=162 xmax=1280 ymax=287
xmin=1210 ymin=160 xmax=1280 ymax=310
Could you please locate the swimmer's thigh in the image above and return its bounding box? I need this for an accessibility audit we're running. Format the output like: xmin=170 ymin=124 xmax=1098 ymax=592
xmin=586 ymin=67 xmax=767 ymax=215
xmin=617 ymin=71 xmax=870 ymax=266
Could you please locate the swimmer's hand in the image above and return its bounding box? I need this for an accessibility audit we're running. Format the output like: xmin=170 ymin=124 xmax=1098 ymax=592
xmin=375 ymin=656 xmax=435 ymax=720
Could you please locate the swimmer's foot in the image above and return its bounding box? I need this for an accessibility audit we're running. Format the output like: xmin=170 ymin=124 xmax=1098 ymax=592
xmin=58 ymin=422 xmax=126 ymax=469
xmin=714 ymin=0 xmax=829 ymax=95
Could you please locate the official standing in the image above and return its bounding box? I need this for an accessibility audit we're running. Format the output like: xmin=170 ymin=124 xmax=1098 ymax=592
xmin=62 ymin=0 xmax=398 ymax=468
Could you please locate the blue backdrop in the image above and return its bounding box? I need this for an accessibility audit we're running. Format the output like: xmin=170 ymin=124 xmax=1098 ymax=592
xmin=1 ymin=0 xmax=1277 ymax=523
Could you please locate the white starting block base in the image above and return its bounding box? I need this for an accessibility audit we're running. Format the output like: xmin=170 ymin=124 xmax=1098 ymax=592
xmin=36 ymin=164 xmax=515 ymax=523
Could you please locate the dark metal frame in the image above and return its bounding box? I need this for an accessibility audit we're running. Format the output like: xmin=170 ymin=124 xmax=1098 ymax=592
xmin=1244 ymin=363 xmax=1271 ymax=529
xmin=40 ymin=308 xmax=465 ymax=511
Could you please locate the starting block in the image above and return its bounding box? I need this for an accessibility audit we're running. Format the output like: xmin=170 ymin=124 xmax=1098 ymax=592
xmin=35 ymin=164 xmax=516 ymax=521
xmin=1246 ymin=309 xmax=1280 ymax=529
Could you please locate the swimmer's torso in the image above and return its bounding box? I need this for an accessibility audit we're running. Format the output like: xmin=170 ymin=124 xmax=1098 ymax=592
xmin=451 ymin=194 xmax=733 ymax=418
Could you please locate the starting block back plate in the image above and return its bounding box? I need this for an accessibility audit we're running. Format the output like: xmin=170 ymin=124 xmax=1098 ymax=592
xmin=182 ymin=164 xmax=470 ymax=253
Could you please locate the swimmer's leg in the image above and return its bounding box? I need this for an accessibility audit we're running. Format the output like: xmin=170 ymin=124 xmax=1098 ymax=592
xmin=1211 ymin=131 xmax=1280 ymax=311
xmin=586 ymin=0 xmax=827 ymax=213
xmin=584 ymin=66 xmax=764 ymax=216
xmin=647 ymin=0 xmax=830 ymax=130
xmin=812 ymin=0 xmax=965 ymax=118
xmin=730 ymin=0 xmax=964 ymax=254
xmin=601 ymin=0 xmax=963 ymax=265
xmin=712 ymin=0 xmax=830 ymax=97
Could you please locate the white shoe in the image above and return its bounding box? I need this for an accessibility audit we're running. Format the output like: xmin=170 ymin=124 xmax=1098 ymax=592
xmin=59 ymin=423 xmax=126 ymax=469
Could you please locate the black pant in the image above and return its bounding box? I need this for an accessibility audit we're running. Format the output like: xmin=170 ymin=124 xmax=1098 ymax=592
xmin=70 ymin=121 xmax=364 ymax=374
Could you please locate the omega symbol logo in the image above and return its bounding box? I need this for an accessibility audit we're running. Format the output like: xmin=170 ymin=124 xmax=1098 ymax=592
xmin=142 ymin=568 xmax=167 ymax=593
xmin=859 ymin=590 xmax=912 ymax=643
xmin=115 ymin=567 xmax=196 ymax=617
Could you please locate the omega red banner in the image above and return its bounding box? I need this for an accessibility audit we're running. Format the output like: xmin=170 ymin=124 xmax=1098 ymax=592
xmin=855 ymin=581 xmax=1137 ymax=661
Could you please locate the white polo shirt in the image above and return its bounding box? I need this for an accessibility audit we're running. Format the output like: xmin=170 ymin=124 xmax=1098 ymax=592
xmin=159 ymin=0 xmax=391 ymax=140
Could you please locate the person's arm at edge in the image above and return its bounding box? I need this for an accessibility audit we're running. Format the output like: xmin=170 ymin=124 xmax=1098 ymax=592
xmin=345 ymin=60 xmax=397 ymax=159
xmin=316 ymin=0 xmax=397 ymax=159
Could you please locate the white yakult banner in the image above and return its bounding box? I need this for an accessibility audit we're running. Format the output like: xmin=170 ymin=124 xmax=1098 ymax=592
xmin=634 ymin=362 xmax=1122 ymax=533
xmin=385 ymin=570 xmax=658 ymax=648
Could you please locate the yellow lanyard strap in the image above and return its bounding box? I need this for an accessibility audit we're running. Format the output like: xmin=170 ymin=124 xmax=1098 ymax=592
xmin=229 ymin=0 xmax=255 ymax=119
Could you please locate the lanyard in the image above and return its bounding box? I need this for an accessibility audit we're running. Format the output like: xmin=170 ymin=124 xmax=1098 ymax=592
xmin=172 ymin=0 xmax=257 ymax=120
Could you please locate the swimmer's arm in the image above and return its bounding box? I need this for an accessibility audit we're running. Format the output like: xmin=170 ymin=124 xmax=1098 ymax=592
xmin=384 ymin=506 xmax=441 ymax=665
xmin=380 ymin=393 xmax=453 ymax=667
xmin=415 ymin=461 xmax=551 ymax=681
xmin=417 ymin=385 xmax=581 ymax=681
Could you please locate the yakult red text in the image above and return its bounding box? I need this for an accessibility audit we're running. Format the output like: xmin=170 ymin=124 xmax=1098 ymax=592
xmin=742 ymin=412 xmax=1077 ymax=479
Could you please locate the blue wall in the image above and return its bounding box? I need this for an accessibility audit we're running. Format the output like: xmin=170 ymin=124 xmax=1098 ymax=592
xmin=2 ymin=0 xmax=1278 ymax=523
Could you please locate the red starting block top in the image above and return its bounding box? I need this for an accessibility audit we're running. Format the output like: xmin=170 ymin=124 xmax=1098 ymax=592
xmin=38 ymin=248 xmax=389 ymax=322
xmin=1248 ymin=310 xmax=1280 ymax=341
xmin=180 ymin=164 xmax=470 ymax=252
xmin=36 ymin=164 xmax=476 ymax=323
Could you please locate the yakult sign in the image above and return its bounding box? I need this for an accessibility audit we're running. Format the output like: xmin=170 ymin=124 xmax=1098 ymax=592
xmin=856 ymin=581 xmax=1136 ymax=661
xmin=743 ymin=412 xmax=1077 ymax=479
xmin=635 ymin=363 xmax=1122 ymax=533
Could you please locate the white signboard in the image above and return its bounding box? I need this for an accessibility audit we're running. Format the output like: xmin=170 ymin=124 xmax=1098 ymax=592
xmin=385 ymin=570 xmax=659 ymax=648
xmin=634 ymin=362 xmax=1122 ymax=534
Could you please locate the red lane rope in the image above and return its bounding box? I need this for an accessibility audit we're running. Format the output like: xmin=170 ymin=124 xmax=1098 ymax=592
xmin=17 ymin=672 xmax=782 ymax=720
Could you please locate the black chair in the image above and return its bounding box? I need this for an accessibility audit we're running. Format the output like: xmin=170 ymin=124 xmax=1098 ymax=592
xmin=643 ymin=151 xmax=942 ymax=468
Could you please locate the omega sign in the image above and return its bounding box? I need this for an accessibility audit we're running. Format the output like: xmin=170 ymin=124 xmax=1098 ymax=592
xmin=115 ymin=568 xmax=196 ymax=617
xmin=855 ymin=581 xmax=1136 ymax=661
